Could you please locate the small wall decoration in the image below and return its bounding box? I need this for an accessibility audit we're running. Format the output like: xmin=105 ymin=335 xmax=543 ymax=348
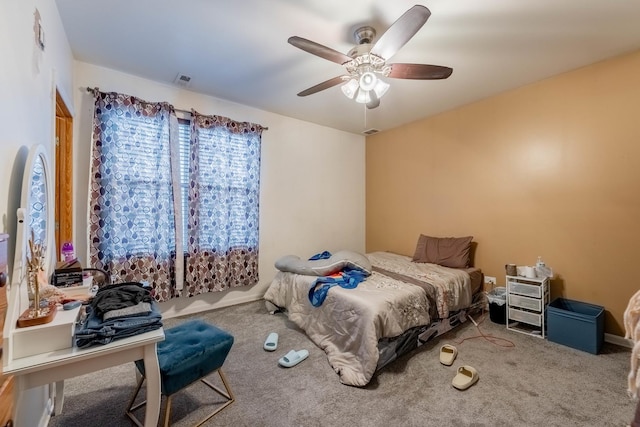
xmin=34 ymin=8 xmax=45 ymax=51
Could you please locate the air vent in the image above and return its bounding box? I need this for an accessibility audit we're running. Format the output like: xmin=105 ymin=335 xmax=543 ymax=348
xmin=174 ymin=73 xmax=192 ymax=87
xmin=362 ymin=128 xmax=379 ymax=135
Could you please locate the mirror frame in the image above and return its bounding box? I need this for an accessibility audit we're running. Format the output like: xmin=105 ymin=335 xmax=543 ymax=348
xmin=11 ymin=144 xmax=55 ymax=290
xmin=3 ymin=144 xmax=55 ymax=366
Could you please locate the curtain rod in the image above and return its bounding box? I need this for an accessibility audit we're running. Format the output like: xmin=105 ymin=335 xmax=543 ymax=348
xmin=85 ymin=87 xmax=268 ymax=130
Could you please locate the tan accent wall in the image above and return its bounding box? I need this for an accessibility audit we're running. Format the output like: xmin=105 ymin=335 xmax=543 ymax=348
xmin=366 ymin=49 xmax=640 ymax=336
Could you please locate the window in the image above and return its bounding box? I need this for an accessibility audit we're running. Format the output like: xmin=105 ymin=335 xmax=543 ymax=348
xmin=178 ymin=117 xmax=261 ymax=251
xmin=178 ymin=118 xmax=190 ymax=249
xmin=97 ymin=111 xmax=176 ymax=258
xmin=88 ymin=90 xmax=264 ymax=300
xmin=188 ymin=124 xmax=261 ymax=250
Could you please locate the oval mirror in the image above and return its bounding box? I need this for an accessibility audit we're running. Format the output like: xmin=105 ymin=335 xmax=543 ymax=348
xmin=12 ymin=144 xmax=54 ymax=288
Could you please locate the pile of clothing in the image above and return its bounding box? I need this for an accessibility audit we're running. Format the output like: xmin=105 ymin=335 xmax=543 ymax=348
xmin=306 ymin=251 xmax=370 ymax=307
xmin=75 ymin=282 xmax=162 ymax=348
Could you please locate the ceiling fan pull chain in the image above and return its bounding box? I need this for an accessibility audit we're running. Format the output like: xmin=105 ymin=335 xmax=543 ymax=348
xmin=363 ymin=103 xmax=368 ymax=131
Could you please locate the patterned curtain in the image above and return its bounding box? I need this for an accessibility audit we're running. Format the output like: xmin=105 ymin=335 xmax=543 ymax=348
xmin=185 ymin=111 xmax=263 ymax=296
xmin=88 ymin=90 xmax=181 ymax=302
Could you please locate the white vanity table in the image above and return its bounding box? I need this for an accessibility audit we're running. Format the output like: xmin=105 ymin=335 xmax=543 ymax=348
xmin=4 ymin=326 xmax=164 ymax=426
xmin=2 ymin=144 xmax=164 ymax=427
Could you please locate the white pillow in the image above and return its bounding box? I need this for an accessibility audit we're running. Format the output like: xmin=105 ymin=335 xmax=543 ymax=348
xmin=275 ymin=250 xmax=372 ymax=276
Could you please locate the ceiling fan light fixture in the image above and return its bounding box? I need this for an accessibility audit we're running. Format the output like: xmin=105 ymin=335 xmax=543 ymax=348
xmin=373 ymin=78 xmax=390 ymax=99
xmin=352 ymin=76 xmax=389 ymax=105
xmin=341 ymin=78 xmax=359 ymax=99
xmin=351 ymin=73 xmax=390 ymax=105
xmin=359 ymin=72 xmax=377 ymax=91
xmin=354 ymin=88 xmax=371 ymax=104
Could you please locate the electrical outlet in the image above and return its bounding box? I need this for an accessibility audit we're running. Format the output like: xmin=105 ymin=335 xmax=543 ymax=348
xmin=484 ymin=276 xmax=497 ymax=286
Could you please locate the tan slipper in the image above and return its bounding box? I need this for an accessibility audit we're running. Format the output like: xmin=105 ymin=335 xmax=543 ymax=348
xmin=439 ymin=344 xmax=458 ymax=366
xmin=452 ymin=365 xmax=479 ymax=390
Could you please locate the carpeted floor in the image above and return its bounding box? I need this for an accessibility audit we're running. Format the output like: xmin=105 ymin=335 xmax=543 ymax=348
xmin=48 ymin=300 xmax=636 ymax=427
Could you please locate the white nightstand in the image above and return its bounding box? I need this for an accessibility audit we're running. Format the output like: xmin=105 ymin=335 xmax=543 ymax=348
xmin=506 ymin=275 xmax=550 ymax=338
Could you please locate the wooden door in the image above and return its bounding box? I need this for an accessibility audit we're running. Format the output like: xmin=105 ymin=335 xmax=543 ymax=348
xmin=55 ymin=90 xmax=73 ymax=261
xmin=0 ymin=234 xmax=15 ymax=425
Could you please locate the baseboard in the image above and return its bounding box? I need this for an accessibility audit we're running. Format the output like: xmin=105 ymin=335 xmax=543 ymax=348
xmin=605 ymin=333 xmax=632 ymax=349
xmin=161 ymin=294 xmax=264 ymax=319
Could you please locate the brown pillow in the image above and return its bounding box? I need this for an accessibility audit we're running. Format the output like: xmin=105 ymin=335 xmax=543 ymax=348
xmin=412 ymin=234 xmax=473 ymax=268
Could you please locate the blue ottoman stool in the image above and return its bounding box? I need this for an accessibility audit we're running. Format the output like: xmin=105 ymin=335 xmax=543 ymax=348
xmin=126 ymin=319 xmax=235 ymax=427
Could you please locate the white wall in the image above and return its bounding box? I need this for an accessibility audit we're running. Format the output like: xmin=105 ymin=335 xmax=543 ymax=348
xmin=73 ymin=63 xmax=366 ymax=317
xmin=0 ymin=2 xmax=75 ymax=426
xmin=1 ymin=2 xmax=364 ymax=424
xmin=0 ymin=1 xmax=74 ymax=265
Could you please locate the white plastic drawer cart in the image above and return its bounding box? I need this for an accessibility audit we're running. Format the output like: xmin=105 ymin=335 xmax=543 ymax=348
xmin=506 ymin=275 xmax=550 ymax=338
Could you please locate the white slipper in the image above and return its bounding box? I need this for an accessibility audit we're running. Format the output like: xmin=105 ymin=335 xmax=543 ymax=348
xmin=452 ymin=365 xmax=479 ymax=390
xmin=264 ymin=332 xmax=278 ymax=351
xmin=439 ymin=344 xmax=458 ymax=366
xmin=278 ymin=349 xmax=309 ymax=368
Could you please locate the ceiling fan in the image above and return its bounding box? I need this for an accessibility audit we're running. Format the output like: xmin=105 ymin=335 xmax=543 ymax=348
xmin=288 ymin=5 xmax=452 ymax=109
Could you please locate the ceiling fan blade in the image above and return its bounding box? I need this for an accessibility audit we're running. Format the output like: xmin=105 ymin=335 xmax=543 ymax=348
xmin=388 ymin=63 xmax=453 ymax=80
xmin=288 ymin=36 xmax=353 ymax=65
xmin=297 ymin=76 xmax=347 ymax=97
xmin=370 ymin=5 xmax=431 ymax=60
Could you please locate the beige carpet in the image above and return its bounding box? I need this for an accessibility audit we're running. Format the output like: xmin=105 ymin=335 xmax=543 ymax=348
xmin=49 ymin=300 xmax=636 ymax=427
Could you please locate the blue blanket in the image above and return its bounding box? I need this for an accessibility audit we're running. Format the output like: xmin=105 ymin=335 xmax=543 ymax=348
xmin=308 ymin=268 xmax=368 ymax=307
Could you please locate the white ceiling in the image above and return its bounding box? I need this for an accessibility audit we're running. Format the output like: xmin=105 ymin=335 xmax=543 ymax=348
xmin=55 ymin=0 xmax=640 ymax=135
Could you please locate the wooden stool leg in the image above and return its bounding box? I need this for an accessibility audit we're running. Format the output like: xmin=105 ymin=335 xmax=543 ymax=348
xmin=163 ymin=395 xmax=172 ymax=427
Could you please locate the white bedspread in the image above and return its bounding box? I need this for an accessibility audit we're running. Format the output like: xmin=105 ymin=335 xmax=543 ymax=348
xmin=367 ymin=252 xmax=472 ymax=318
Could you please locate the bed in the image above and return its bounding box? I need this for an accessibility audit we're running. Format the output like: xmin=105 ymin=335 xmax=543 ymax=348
xmin=263 ymin=236 xmax=483 ymax=387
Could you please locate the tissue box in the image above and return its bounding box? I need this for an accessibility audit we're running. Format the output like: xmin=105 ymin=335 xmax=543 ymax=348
xmin=53 ymin=259 xmax=83 ymax=287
